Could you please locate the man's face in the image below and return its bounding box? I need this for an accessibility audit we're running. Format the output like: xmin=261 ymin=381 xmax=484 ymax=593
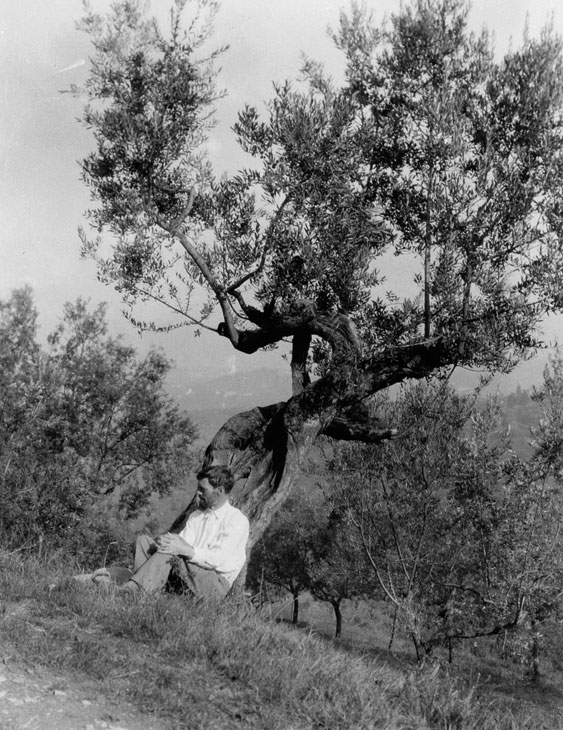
xmin=196 ymin=477 xmax=222 ymax=509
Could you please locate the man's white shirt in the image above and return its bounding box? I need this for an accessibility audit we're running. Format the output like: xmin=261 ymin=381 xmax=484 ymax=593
xmin=180 ymin=501 xmax=249 ymax=586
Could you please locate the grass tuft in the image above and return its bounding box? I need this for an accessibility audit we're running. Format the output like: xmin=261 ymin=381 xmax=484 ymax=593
xmin=0 ymin=550 xmax=561 ymax=729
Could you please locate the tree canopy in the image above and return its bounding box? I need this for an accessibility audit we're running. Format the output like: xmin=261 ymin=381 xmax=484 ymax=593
xmin=328 ymin=373 xmax=563 ymax=667
xmin=75 ymin=0 xmax=563 ymax=539
xmin=0 ymin=287 xmax=198 ymax=560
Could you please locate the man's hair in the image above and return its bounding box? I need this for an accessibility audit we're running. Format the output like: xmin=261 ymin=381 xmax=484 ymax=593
xmin=197 ymin=465 xmax=235 ymax=494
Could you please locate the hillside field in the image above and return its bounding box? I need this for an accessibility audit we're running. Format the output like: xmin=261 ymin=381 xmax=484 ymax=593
xmin=2 ymin=551 xmax=563 ymax=729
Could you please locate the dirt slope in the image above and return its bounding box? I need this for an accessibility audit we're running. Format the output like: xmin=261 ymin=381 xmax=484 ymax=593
xmin=0 ymin=651 xmax=165 ymax=730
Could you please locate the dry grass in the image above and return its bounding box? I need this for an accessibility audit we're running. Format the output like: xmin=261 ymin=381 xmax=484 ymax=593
xmin=1 ymin=550 xmax=562 ymax=729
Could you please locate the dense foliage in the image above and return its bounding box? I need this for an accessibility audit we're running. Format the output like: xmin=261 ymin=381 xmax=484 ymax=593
xmin=247 ymin=495 xmax=369 ymax=635
xmin=0 ymin=288 xmax=197 ymax=561
xmin=248 ymin=369 xmax=563 ymax=672
xmin=326 ymin=375 xmax=563 ymax=669
xmin=247 ymin=497 xmax=317 ymax=624
xmin=76 ymin=0 xmax=563 ymax=373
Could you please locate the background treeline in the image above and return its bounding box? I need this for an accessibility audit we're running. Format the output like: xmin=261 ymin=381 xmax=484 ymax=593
xmin=0 ymin=286 xmax=198 ymax=564
xmin=248 ymin=368 xmax=563 ymax=678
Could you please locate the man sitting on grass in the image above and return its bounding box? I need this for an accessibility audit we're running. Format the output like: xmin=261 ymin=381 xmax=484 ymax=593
xmin=80 ymin=465 xmax=249 ymax=602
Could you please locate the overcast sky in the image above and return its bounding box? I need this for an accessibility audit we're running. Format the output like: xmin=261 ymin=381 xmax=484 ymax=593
xmin=1 ymin=0 xmax=562 ymax=388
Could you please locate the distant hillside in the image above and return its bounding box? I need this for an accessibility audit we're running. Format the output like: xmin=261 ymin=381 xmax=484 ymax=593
xmin=165 ymin=369 xmax=542 ymax=457
xmin=165 ymin=367 xmax=291 ymax=443
xmin=168 ymin=367 xmax=290 ymax=413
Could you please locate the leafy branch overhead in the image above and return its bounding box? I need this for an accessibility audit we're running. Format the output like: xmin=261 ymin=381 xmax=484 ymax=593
xmin=76 ymin=0 xmax=563 ymax=383
xmin=74 ymin=0 xmax=563 ymax=536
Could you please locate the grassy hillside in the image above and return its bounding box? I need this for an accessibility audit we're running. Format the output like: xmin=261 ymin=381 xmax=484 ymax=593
xmin=1 ymin=551 xmax=562 ymax=729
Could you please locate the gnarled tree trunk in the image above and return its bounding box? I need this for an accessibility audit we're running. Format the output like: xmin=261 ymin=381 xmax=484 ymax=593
xmin=170 ymin=336 xmax=452 ymax=548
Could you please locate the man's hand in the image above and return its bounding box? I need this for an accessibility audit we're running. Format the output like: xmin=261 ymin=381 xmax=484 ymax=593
xmin=155 ymin=532 xmax=195 ymax=559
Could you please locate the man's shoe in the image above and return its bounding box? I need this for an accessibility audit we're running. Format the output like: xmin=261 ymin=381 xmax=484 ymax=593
xmin=71 ymin=566 xmax=133 ymax=588
xmin=115 ymin=580 xmax=140 ymax=594
xmin=105 ymin=566 xmax=133 ymax=585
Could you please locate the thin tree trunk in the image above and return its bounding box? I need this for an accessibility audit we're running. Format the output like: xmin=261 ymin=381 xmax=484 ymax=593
xmin=411 ymin=633 xmax=422 ymax=662
xmin=389 ymin=604 xmax=398 ymax=652
xmin=292 ymin=592 xmax=299 ymax=625
xmin=332 ymin=599 xmax=342 ymax=638
xmin=424 ymin=165 xmax=434 ymax=339
xmin=529 ymin=621 xmax=541 ymax=682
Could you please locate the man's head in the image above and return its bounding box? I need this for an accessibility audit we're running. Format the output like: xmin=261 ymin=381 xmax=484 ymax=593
xmin=195 ymin=465 xmax=234 ymax=510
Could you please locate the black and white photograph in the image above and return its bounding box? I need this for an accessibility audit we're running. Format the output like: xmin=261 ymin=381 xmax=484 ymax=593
xmin=2 ymin=1 xmax=563 ymax=727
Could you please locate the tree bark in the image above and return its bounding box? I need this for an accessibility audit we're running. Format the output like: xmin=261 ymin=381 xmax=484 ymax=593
xmin=291 ymin=332 xmax=312 ymax=395
xmin=292 ymin=592 xmax=300 ymax=625
xmin=529 ymin=620 xmax=541 ymax=682
xmin=332 ymin=599 xmax=343 ymax=638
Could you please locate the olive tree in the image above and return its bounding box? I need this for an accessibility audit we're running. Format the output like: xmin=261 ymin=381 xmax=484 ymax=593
xmin=328 ymin=383 xmax=512 ymax=659
xmin=306 ymin=510 xmax=369 ymax=639
xmin=74 ymin=0 xmax=563 ymax=543
xmin=247 ymin=497 xmax=316 ymax=624
xmin=0 ymin=289 xmax=198 ymax=559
